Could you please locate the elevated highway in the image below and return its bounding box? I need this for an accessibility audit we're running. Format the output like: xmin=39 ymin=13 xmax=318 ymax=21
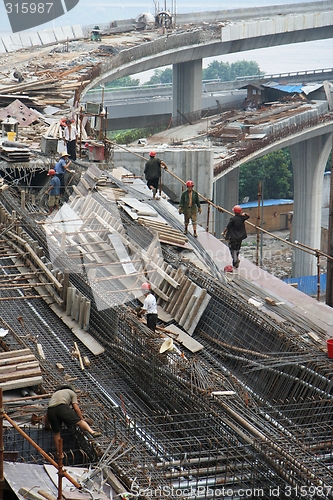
xmin=84 ymin=68 xmax=333 ymax=130
xmin=80 ymin=1 xmax=333 ymax=123
xmin=79 ymin=1 xmax=332 ymax=279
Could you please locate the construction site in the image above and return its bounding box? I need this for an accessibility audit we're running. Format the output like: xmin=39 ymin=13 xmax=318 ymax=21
xmin=0 ymin=6 xmax=333 ymax=500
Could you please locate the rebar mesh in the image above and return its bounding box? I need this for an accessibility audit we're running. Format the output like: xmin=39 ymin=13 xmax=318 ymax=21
xmin=2 ymin=185 xmax=333 ymax=498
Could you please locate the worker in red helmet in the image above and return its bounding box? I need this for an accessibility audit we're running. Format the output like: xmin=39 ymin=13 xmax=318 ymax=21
xmin=45 ymin=169 xmax=61 ymax=215
xmin=137 ymin=282 xmax=158 ymax=332
xmin=222 ymin=205 xmax=250 ymax=269
xmin=144 ymin=151 xmax=167 ymax=199
xmin=178 ymin=180 xmax=201 ymax=237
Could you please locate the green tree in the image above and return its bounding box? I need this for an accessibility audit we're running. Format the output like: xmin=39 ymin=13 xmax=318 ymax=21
xmin=105 ymin=76 xmax=140 ymax=88
xmin=145 ymin=68 xmax=173 ymax=85
xmin=239 ymin=149 xmax=292 ymax=201
xmin=203 ymin=60 xmax=262 ymax=82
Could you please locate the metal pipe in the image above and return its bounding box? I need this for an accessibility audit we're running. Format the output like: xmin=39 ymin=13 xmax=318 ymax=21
xmin=3 ymin=412 xmax=81 ymax=489
xmin=206 ymin=201 xmax=211 ymax=233
xmin=256 ymin=181 xmax=261 ymax=266
xmin=316 ymin=250 xmax=321 ymax=301
xmin=57 ymin=439 xmax=63 ymax=500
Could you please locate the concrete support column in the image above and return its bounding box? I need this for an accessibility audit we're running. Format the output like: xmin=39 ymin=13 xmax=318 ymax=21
xmin=213 ymin=168 xmax=240 ymax=237
xmin=173 ymin=59 xmax=202 ymax=124
xmin=290 ymin=133 xmax=332 ymax=277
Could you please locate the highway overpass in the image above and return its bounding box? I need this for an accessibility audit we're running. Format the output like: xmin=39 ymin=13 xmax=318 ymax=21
xmin=80 ymin=1 xmax=333 ymax=124
xmin=83 ymin=68 xmax=333 ymax=130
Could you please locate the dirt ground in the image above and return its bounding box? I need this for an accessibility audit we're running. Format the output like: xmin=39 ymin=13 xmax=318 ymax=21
xmin=241 ymin=230 xmax=327 ymax=280
xmin=241 ymin=230 xmax=292 ymax=279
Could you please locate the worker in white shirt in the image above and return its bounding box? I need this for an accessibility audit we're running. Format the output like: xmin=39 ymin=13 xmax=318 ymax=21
xmin=137 ymin=282 xmax=158 ymax=332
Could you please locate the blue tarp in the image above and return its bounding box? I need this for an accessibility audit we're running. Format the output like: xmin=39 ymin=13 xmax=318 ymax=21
xmin=240 ymin=199 xmax=293 ymax=209
xmin=283 ymin=274 xmax=326 ymax=296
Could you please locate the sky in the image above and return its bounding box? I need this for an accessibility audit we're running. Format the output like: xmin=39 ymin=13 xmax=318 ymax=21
xmin=0 ymin=0 xmax=331 ymax=80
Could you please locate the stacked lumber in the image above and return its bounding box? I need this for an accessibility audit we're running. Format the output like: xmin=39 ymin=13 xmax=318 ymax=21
xmin=0 ymin=348 xmax=43 ymax=391
xmin=138 ymin=217 xmax=187 ymax=246
xmin=0 ymin=145 xmax=31 ymax=162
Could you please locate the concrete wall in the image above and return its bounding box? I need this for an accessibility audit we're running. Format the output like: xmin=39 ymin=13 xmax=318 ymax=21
xmin=244 ymin=203 xmax=293 ymax=235
xmin=112 ymin=148 xmax=214 ymax=202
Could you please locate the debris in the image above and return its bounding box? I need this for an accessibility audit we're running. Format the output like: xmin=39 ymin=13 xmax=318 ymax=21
xmin=265 ymin=297 xmax=277 ymax=306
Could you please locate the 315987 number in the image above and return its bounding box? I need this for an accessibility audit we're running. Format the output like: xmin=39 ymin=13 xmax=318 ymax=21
xmin=5 ymin=3 xmax=54 ymax=14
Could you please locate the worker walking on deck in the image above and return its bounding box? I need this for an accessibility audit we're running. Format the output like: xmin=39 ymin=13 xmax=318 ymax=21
xmin=144 ymin=151 xmax=167 ymax=199
xmin=137 ymin=282 xmax=158 ymax=332
xmin=222 ymin=205 xmax=250 ymax=269
xmin=45 ymin=169 xmax=60 ymax=215
xmin=46 ymin=384 xmax=101 ymax=457
xmin=179 ymin=180 xmax=201 ymax=238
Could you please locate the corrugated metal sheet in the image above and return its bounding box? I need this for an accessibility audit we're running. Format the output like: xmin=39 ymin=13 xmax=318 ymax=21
xmin=283 ymin=273 xmax=327 ymax=296
xmin=262 ymin=82 xmax=323 ymax=95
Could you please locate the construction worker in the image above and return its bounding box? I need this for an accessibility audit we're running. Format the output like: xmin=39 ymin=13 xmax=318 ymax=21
xmin=45 ymin=169 xmax=60 ymax=215
xmin=144 ymin=151 xmax=167 ymax=199
xmin=222 ymin=205 xmax=250 ymax=269
xmin=54 ymin=151 xmax=72 ymax=199
xmin=46 ymin=384 xmax=101 ymax=457
xmin=179 ymin=180 xmax=201 ymax=237
xmin=63 ymin=118 xmax=77 ymax=161
xmin=137 ymin=282 xmax=158 ymax=332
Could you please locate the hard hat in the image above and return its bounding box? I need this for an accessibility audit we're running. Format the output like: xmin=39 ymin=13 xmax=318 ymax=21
xmin=149 ymin=151 xmax=156 ymax=157
xmin=141 ymin=282 xmax=151 ymax=292
xmin=186 ymin=180 xmax=194 ymax=187
xmin=47 ymin=169 xmax=56 ymax=176
xmin=233 ymin=205 xmax=242 ymax=214
xmin=61 ymin=151 xmax=69 ymax=157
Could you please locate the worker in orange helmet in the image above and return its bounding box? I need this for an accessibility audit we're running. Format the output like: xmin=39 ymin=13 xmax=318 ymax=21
xmin=178 ymin=180 xmax=201 ymax=237
xmin=136 ymin=282 xmax=158 ymax=332
xmin=144 ymin=151 xmax=167 ymax=199
xmin=222 ymin=205 xmax=249 ymax=269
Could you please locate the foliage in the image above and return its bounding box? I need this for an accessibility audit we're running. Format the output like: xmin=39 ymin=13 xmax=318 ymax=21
xmin=144 ymin=68 xmax=173 ymax=85
xmin=142 ymin=60 xmax=261 ymax=86
xmin=203 ymin=60 xmax=262 ymax=82
xmin=239 ymin=149 xmax=293 ymax=201
xmin=105 ymin=76 xmax=140 ymax=88
xmin=110 ymin=125 xmax=166 ymax=145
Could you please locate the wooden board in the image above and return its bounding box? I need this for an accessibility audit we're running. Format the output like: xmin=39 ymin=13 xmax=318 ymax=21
xmin=119 ymin=197 xmax=158 ymax=216
xmin=164 ymin=324 xmax=204 ymax=353
xmin=4 ymin=462 xmax=58 ymax=499
xmin=108 ymin=233 xmax=136 ymax=275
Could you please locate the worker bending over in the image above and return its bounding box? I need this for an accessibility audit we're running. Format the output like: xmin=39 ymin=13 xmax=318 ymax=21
xmin=46 ymin=384 xmax=101 ymax=457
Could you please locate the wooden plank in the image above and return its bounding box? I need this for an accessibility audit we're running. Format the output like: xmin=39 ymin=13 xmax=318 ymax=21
xmin=1 ymin=376 xmax=43 ymax=391
xmin=162 ymin=324 xmax=204 ymax=353
xmin=0 ymin=354 xmax=35 ymax=366
xmin=0 ymin=361 xmax=39 ymax=374
xmin=188 ymin=292 xmax=211 ymax=336
xmin=0 ymin=367 xmax=41 ymax=383
xmin=0 ymin=348 xmax=31 ymax=360
xmin=119 ymin=197 xmax=158 ymax=216
xmin=72 ymin=328 xmax=105 ymax=356
xmin=108 ymin=234 xmax=136 ymax=275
